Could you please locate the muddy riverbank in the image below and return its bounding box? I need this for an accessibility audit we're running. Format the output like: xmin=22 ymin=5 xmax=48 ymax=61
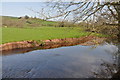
xmin=0 ymin=36 xmax=106 ymax=51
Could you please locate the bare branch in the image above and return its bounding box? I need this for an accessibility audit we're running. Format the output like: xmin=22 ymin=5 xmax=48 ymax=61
xmin=107 ymin=6 xmax=118 ymax=20
xmin=84 ymin=4 xmax=105 ymax=21
xmin=46 ymin=2 xmax=87 ymax=19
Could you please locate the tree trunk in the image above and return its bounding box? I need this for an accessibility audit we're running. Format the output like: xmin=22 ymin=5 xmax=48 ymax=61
xmin=117 ymin=2 xmax=120 ymax=42
xmin=117 ymin=1 xmax=120 ymax=41
xmin=113 ymin=1 xmax=120 ymax=42
xmin=118 ymin=20 xmax=120 ymax=42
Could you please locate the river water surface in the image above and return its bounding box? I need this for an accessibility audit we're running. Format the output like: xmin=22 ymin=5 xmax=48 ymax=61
xmin=2 ymin=42 xmax=120 ymax=78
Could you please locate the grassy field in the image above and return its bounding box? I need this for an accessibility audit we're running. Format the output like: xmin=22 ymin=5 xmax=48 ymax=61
xmin=1 ymin=27 xmax=87 ymax=44
xmin=1 ymin=16 xmax=107 ymax=44
xmin=1 ymin=27 xmax=106 ymax=44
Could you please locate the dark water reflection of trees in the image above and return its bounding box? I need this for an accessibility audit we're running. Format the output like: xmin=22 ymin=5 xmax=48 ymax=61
xmin=92 ymin=41 xmax=120 ymax=79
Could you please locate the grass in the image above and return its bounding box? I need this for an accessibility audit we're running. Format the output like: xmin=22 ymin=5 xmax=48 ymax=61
xmin=2 ymin=27 xmax=107 ymax=44
xmin=2 ymin=27 xmax=92 ymax=44
xmin=1 ymin=16 xmax=107 ymax=44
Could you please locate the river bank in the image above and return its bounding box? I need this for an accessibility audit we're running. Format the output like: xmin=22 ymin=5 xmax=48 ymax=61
xmin=0 ymin=36 xmax=106 ymax=51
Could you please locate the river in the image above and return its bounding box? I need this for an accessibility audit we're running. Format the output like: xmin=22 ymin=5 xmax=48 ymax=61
xmin=1 ymin=42 xmax=120 ymax=78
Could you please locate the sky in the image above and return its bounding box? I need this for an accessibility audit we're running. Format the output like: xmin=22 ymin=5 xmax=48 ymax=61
xmin=1 ymin=2 xmax=92 ymax=22
xmin=2 ymin=2 xmax=46 ymax=17
xmin=1 ymin=0 xmax=111 ymax=17
xmin=1 ymin=1 xmax=111 ymax=21
xmin=1 ymin=2 xmax=75 ymax=21
xmin=1 ymin=0 xmax=84 ymax=2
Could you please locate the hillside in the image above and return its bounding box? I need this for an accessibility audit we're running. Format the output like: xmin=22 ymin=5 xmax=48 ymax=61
xmin=2 ymin=16 xmax=57 ymax=27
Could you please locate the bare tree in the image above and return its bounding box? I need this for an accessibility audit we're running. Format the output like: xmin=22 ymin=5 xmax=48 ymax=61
xmin=40 ymin=0 xmax=120 ymax=41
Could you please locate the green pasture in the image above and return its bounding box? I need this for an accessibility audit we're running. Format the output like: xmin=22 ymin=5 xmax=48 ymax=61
xmin=1 ymin=27 xmax=100 ymax=44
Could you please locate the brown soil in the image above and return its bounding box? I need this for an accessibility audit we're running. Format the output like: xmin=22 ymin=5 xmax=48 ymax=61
xmin=0 ymin=36 xmax=106 ymax=51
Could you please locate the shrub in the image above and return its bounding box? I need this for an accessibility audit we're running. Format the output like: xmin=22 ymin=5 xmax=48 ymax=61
xmin=56 ymin=21 xmax=76 ymax=27
xmin=24 ymin=15 xmax=29 ymax=19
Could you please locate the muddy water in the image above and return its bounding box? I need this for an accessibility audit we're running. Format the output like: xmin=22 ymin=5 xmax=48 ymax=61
xmin=2 ymin=43 xmax=120 ymax=78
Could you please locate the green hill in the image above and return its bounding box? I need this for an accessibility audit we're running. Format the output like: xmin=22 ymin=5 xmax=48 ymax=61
xmin=2 ymin=16 xmax=57 ymax=28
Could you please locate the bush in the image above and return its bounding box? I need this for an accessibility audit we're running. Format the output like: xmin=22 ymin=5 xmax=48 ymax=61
xmin=24 ymin=15 xmax=29 ymax=19
xmin=84 ymin=23 xmax=118 ymax=36
xmin=56 ymin=21 xmax=76 ymax=27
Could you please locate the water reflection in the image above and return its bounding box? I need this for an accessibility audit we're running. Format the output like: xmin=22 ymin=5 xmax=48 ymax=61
xmin=2 ymin=43 xmax=120 ymax=78
xmin=2 ymin=48 xmax=37 ymax=56
xmin=92 ymin=43 xmax=120 ymax=78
